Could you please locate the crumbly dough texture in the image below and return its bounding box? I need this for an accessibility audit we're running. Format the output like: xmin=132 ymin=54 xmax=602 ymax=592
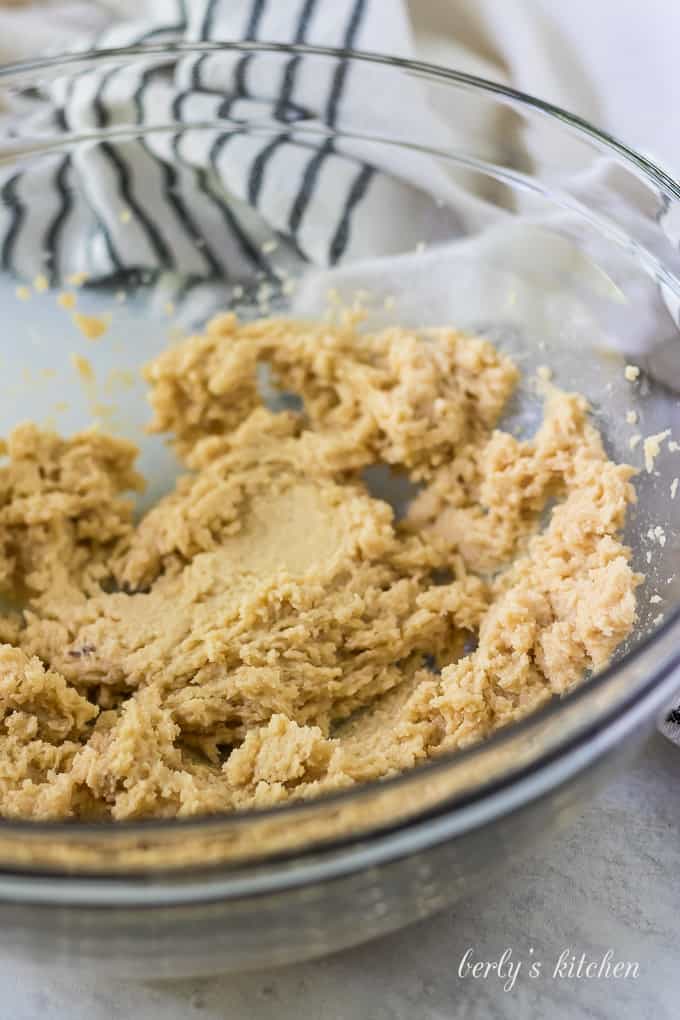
xmin=0 ymin=312 xmax=640 ymax=820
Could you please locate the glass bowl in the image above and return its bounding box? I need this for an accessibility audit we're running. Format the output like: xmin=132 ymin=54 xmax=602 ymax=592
xmin=0 ymin=43 xmax=678 ymax=977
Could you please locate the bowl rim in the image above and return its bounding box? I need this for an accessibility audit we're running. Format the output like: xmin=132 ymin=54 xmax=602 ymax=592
xmin=0 ymin=40 xmax=678 ymax=868
xmin=4 ymin=651 xmax=677 ymax=906
xmin=3 ymin=39 xmax=680 ymax=201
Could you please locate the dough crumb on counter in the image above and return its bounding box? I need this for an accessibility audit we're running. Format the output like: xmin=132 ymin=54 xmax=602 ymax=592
xmin=643 ymin=430 xmax=671 ymax=473
xmin=0 ymin=313 xmax=641 ymax=820
xmin=57 ymin=291 xmax=77 ymax=310
xmin=72 ymin=312 xmax=108 ymax=341
xmin=70 ymin=352 xmax=94 ymax=383
xmin=66 ymin=271 xmax=89 ymax=287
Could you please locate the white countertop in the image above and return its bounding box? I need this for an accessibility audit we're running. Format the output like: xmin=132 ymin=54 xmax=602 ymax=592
xmin=3 ymin=732 xmax=678 ymax=1020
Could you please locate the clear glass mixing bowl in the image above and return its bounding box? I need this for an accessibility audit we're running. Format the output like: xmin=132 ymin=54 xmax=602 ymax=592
xmin=0 ymin=43 xmax=678 ymax=976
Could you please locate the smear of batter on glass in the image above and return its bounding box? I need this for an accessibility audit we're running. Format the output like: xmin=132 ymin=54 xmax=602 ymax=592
xmin=0 ymin=311 xmax=641 ymax=820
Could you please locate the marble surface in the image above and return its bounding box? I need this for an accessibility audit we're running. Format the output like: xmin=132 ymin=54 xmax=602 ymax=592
xmin=3 ymin=732 xmax=678 ymax=1020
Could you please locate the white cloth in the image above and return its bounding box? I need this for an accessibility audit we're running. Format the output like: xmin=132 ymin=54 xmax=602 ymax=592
xmin=0 ymin=0 xmax=678 ymax=739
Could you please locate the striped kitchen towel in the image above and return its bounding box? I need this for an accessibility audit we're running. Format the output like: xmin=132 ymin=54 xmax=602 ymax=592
xmin=0 ymin=0 xmax=488 ymax=295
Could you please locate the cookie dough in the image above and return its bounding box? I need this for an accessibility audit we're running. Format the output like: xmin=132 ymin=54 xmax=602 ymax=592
xmin=0 ymin=312 xmax=640 ymax=820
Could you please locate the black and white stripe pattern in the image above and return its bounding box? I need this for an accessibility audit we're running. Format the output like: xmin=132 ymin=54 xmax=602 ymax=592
xmin=0 ymin=0 xmax=464 ymax=290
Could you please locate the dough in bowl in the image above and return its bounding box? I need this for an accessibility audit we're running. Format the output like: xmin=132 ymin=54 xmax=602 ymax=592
xmin=0 ymin=311 xmax=640 ymax=820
